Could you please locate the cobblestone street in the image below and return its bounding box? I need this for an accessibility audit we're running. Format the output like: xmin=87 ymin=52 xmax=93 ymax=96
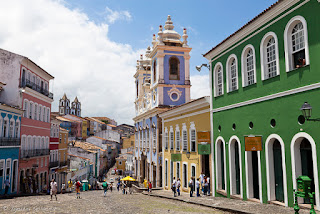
xmin=0 ymin=190 xmax=228 ymax=214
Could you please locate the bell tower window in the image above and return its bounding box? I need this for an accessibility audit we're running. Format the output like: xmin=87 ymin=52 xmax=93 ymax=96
xmin=169 ymin=56 xmax=180 ymax=80
xmin=153 ymin=59 xmax=157 ymax=83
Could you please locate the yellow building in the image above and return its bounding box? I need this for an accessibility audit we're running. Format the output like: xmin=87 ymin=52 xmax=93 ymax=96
xmin=159 ymin=97 xmax=212 ymax=193
xmin=115 ymin=155 xmax=126 ymax=175
xmin=122 ymin=134 xmax=135 ymax=150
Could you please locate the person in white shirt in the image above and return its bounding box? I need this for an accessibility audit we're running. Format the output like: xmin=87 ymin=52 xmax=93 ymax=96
xmin=196 ymin=178 xmax=201 ymax=197
xmin=176 ymin=178 xmax=181 ymax=196
xmin=50 ymin=179 xmax=58 ymax=201
xmin=199 ymin=172 xmax=205 ymax=194
xmin=172 ymin=177 xmax=177 ymax=197
xmin=189 ymin=177 xmax=194 ymax=197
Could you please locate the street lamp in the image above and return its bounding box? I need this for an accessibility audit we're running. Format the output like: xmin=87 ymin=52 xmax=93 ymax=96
xmin=186 ymin=151 xmax=199 ymax=164
xmin=300 ymin=102 xmax=312 ymax=120
xmin=300 ymin=102 xmax=320 ymax=121
xmin=196 ymin=64 xmax=210 ymax=72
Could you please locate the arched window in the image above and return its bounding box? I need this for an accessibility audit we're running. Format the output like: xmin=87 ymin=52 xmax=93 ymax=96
xmin=214 ymin=63 xmax=224 ymax=97
xmin=241 ymin=45 xmax=256 ymax=87
xmin=34 ymin=103 xmax=38 ymax=120
xmin=39 ymin=105 xmax=42 ymax=121
xmin=226 ymin=55 xmax=238 ymax=92
xmin=136 ymin=81 xmax=139 ymax=97
xmin=29 ymin=102 xmax=33 ymax=119
xmin=260 ymin=32 xmax=280 ymax=80
xmin=284 ymin=16 xmax=309 ymax=71
xmin=153 ymin=59 xmax=157 ymax=83
xmin=23 ymin=100 xmax=28 ymax=118
xmin=169 ymin=56 xmax=180 ymax=80
xmin=15 ymin=120 xmax=20 ymax=138
xmin=3 ymin=118 xmax=9 ymax=138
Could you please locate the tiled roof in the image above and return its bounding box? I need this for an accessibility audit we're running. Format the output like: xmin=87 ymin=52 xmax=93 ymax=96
xmin=68 ymin=153 xmax=90 ymax=161
xmin=203 ymin=0 xmax=283 ymax=57
xmin=74 ymin=141 xmax=106 ymax=153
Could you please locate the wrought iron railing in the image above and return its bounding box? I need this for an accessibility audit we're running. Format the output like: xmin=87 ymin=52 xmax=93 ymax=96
xmin=20 ymin=149 xmax=50 ymax=158
xmin=0 ymin=138 xmax=20 ymax=147
xmin=49 ymin=161 xmax=59 ymax=168
xmin=60 ymin=161 xmax=68 ymax=167
xmin=22 ymin=80 xmax=54 ymax=99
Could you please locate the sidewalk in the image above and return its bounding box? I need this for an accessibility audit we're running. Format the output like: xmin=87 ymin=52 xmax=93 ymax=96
xmin=143 ymin=190 xmax=313 ymax=214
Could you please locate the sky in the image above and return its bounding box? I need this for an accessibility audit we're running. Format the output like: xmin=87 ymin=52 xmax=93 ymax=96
xmin=0 ymin=0 xmax=277 ymax=125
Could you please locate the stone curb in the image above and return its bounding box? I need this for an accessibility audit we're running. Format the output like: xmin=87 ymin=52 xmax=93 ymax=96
xmin=142 ymin=192 xmax=252 ymax=214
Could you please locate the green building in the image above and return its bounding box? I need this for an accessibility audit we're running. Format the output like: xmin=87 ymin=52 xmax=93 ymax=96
xmin=204 ymin=0 xmax=320 ymax=210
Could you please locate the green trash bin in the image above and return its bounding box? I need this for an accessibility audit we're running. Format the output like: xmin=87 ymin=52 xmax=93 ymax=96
xmin=82 ymin=180 xmax=89 ymax=191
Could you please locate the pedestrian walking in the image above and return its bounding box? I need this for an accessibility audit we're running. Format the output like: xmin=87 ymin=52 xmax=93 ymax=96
xmin=75 ymin=180 xmax=82 ymax=199
xmin=109 ymin=183 xmax=113 ymax=192
xmin=176 ymin=178 xmax=181 ymax=196
xmin=102 ymin=180 xmax=108 ymax=197
xmin=50 ymin=179 xmax=58 ymax=201
xmin=68 ymin=179 xmax=73 ymax=193
xmin=172 ymin=177 xmax=177 ymax=197
xmin=189 ymin=177 xmax=194 ymax=197
xmin=203 ymin=177 xmax=209 ymax=195
xmin=4 ymin=178 xmax=10 ymax=196
xmin=117 ymin=181 xmax=120 ymax=191
xmin=196 ymin=178 xmax=200 ymax=197
xmin=148 ymin=180 xmax=152 ymax=194
xmin=199 ymin=172 xmax=205 ymax=195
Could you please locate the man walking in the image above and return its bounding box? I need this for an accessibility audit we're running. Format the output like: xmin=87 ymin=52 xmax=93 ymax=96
xmin=102 ymin=180 xmax=108 ymax=197
xmin=75 ymin=180 xmax=82 ymax=199
xmin=68 ymin=179 xmax=73 ymax=193
xmin=50 ymin=179 xmax=58 ymax=201
xmin=196 ymin=178 xmax=200 ymax=197
xmin=189 ymin=177 xmax=194 ymax=197
xmin=176 ymin=178 xmax=181 ymax=196
xmin=4 ymin=178 xmax=10 ymax=196
xmin=172 ymin=177 xmax=177 ymax=197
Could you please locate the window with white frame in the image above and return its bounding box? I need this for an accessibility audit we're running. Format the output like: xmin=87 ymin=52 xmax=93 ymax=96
xmin=0 ymin=160 xmax=4 ymax=179
xmin=34 ymin=104 xmax=38 ymax=120
xmin=47 ymin=108 xmax=50 ymax=122
xmin=15 ymin=121 xmax=19 ymax=138
xmin=143 ymin=131 xmax=146 ymax=148
xmin=3 ymin=119 xmax=8 ymax=138
xmin=260 ymin=32 xmax=280 ymax=80
xmin=241 ymin=45 xmax=256 ymax=87
xmin=183 ymin=163 xmax=187 ymax=188
xmin=176 ymin=162 xmax=180 ymax=180
xmin=165 ymin=160 xmax=168 ymax=186
xmin=6 ymin=159 xmax=11 ymax=178
xmin=214 ymin=63 xmax=224 ymax=97
xmin=39 ymin=105 xmax=42 ymax=121
xmin=139 ymin=131 xmax=142 ymax=148
xmin=182 ymin=124 xmax=188 ymax=151
xmin=146 ymin=129 xmax=149 ymax=148
xmin=170 ymin=127 xmax=174 ymax=150
xmin=29 ymin=102 xmax=33 ymax=119
xmin=165 ymin=128 xmax=168 ymax=150
xmin=153 ymin=128 xmax=156 ymax=149
xmin=23 ymin=100 xmax=28 ymax=118
xmin=284 ymin=16 xmax=309 ymax=71
xmin=226 ymin=55 xmax=238 ymax=92
xmin=176 ymin=127 xmax=180 ymax=151
xmin=190 ymin=128 xmax=196 ymax=152
xmin=9 ymin=120 xmax=14 ymax=138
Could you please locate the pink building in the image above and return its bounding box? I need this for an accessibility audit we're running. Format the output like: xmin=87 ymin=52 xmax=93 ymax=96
xmin=0 ymin=48 xmax=54 ymax=193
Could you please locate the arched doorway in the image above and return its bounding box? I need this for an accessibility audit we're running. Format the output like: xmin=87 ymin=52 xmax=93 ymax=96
xmin=265 ymin=135 xmax=287 ymax=206
xmin=245 ymin=150 xmax=261 ymax=202
xmin=215 ymin=137 xmax=226 ymax=192
xmin=291 ymin=133 xmax=319 ymax=208
xmin=229 ymin=137 xmax=242 ymax=197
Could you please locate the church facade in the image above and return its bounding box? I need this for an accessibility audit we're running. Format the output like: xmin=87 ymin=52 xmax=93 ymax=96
xmin=133 ymin=15 xmax=191 ymax=187
xmin=59 ymin=94 xmax=81 ymax=117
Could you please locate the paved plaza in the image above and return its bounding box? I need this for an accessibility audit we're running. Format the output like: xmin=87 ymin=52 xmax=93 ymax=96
xmin=0 ymin=190 xmax=228 ymax=214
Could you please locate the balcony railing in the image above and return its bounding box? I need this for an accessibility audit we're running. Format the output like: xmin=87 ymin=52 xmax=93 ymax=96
xmin=22 ymin=79 xmax=54 ymax=99
xmin=49 ymin=161 xmax=59 ymax=168
xmin=0 ymin=137 xmax=20 ymax=147
xmin=20 ymin=149 xmax=50 ymax=159
xmin=60 ymin=161 xmax=68 ymax=167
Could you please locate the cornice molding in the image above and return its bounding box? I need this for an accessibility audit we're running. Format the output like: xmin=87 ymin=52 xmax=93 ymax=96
xmin=212 ymin=82 xmax=320 ymax=113
xmin=23 ymin=87 xmax=54 ymax=103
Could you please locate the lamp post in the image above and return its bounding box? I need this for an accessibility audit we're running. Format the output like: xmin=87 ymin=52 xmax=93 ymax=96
xmin=300 ymin=102 xmax=320 ymax=121
xmin=196 ymin=64 xmax=210 ymax=72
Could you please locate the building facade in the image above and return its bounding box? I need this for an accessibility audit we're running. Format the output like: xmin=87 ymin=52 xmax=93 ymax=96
xmin=133 ymin=15 xmax=191 ymax=187
xmin=0 ymin=48 xmax=53 ymax=194
xmin=204 ymin=0 xmax=320 ymax=209
xmin=0 ymin=102 xmax=23 ymax=195
xmin=159 ymin=97 xmax=211 ymax=192
xmin=59 ymin=94 xmax=81 ymax=117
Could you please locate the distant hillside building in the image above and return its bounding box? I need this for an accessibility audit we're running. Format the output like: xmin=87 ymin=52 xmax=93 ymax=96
xmin=59 ymin=94 xmax=81 ymax=117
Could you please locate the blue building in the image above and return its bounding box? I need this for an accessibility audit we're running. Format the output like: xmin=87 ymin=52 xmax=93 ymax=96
xmin=0 ymin=98 xmax=23 ymax=195
xmin=133 ymin=16 xmax=191 ymax=187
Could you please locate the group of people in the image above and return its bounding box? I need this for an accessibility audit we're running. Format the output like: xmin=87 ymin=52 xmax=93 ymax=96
xmin=171 ymin=172 xmax=210 ymax=197
xmin=49 ymin=179 xmax=82 ymax=200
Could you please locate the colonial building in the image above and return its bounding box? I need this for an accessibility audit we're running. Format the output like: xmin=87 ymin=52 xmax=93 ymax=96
xmin=0 ymin=97 xmax=23 ymax=195
xmin=204 ymin=0 xmax=320 ymax=209
xmin=133 ymin=15 xmax=191 ymax=187
xmin=59 ymin=94 xmax=81 ymax=117
xmin=159 ymin=97 xmax=211 ymax=193
xmin=0 ymin=48 xmax=53 ymax=194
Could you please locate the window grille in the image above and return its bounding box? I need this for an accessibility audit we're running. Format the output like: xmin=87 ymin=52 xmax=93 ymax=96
xmin=170 ymin=132 xmax=174 ymax=150
xmin=266 ymin=38 xmax=277 ymax=78
xmin=217 ymin=66 xmax=223 ymax=95
xmin=165 ymin=131 xmax=168 ymax=149
xmin=176 ymin=131 xmax=180 ymax=150
xmin=230 ymin=59 xmax=237 ymax=91
xmin=190 ymin=130 xmax=196 ymax=152
xmin=153 ymin=129 xmax=156 ymax=149
xmin=182 ymin=130 xmax=187 ymax=151
xmin=246 ymin=49 xmax=255 ymax=85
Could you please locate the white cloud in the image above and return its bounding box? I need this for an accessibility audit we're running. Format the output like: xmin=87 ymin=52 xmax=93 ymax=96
xmin=104 ymin=7 xmax=132 ymax=24
xmin=190 ymin=74 xmax=210 ymax=99
xmin=0 ymin=0 xmax=139 ymax=124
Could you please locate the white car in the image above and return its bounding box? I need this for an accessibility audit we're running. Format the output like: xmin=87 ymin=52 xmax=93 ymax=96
xmin=111 ymin=170 xmax=115 ymax=175
xmin=110 ymin=178 xmax=114 ymax=183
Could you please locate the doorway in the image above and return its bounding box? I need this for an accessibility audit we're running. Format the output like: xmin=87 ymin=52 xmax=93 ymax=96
xmin=215 ymin=139 xmax=226 ymax=191
xmin=230 ymin=139 xmax=241 ymax=196
xmin=273 ymin=140 xmax=284 ymax=202
xmin=246 ymin=151 xmax=260 ymax=200
xmin=300 ymin=139 xmax=314 ymax=204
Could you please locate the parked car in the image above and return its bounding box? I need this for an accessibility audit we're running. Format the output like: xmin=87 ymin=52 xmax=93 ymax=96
xmin=110 ymin=178 xmax=114 ymax=183
xmin=111 ymin=170 xmax=115 ymax=175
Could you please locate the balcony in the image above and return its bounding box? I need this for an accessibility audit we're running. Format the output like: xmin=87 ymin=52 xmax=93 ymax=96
xmin=20 ymin=149 xmax=50 ymax=159
xmin=0 ymin=137 xmax=20 ymax=147
xmin=22 ymin=79 xmax=54 ymax=99
xmin=49 ymin=161 xmax=59 ymax=168
xmin=60 ymin=161 xmax=68 ymax=167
